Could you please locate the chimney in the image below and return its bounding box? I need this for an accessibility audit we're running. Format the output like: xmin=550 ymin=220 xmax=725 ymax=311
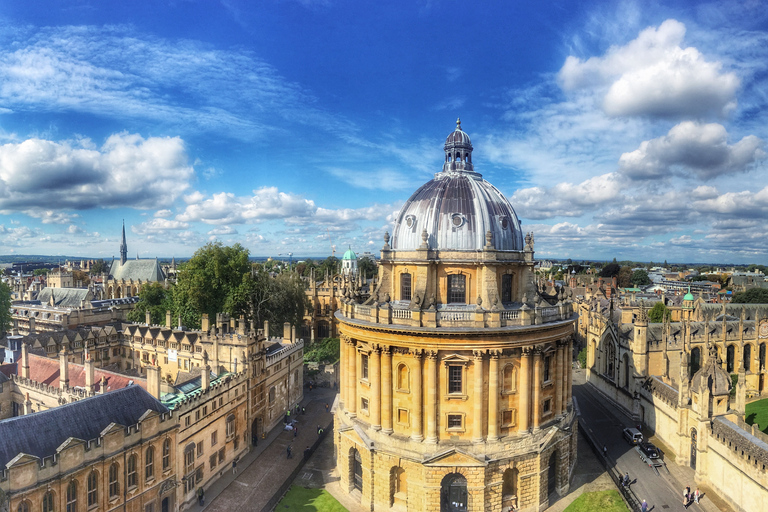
xmin=177 ymin=314 xmax=182 ymax=330
xmin=283 ymin=322 xmax=291 ymax=341
xmin=291 ymin=325 xmax=296 ymax=343
xmin=21 ymin=342 xmax=30 ymax=379
xmin=145 ymin=310 xmax=151 ymax=325
xmin=146 ymin=365 xmax=161 ymax=399
xmin=166 ymin=310 xmax=172 ymax=329
xmin=85 ymin=348 xmax=95 ymax=392
xmin=24 ymin=392 xmax=32 ymax=415
xmin=59 ymin=347 xmax=69 ymax=390
xmin=201 ymin=313 xmax=210 ymax=332
xmin=212 ymin=336 xmax=220 ymax=374
xmin=28 ymin=316 xmax=36 ymax=334
xmin=263 ymin=320 xmax=269 ymax=338
xmin=237 ymin=315 xmax=246 ymax=335
xmin=201 ymin=364 xmax=211 ymax=390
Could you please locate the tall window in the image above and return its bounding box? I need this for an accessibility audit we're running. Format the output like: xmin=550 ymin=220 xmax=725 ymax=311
xmin=162 ymin=439 xmax=171 ymax=471
xmin=184 ymin=444 xmax=195 ymax=474
xmin=448 ymin=365 xmax=462 ymax=394
xmin=87 ymin=471 xmax=98 ymax=508
xmin=447 ymin=274 xmax=466 ymax=304
xmin=226 ymin=414 xmax=236 ymax=438
xmin=503 ymin=365 xmax=517 ymax=393
xmin=400 ymin=273 xmax=412 ymax=302
xmin=397 ymin=364 xmax=409 ymax=390
xmin=109 ymin=463 xmax=119 ymax=498
xmin=66 ymin=481 xmax=78 ymax=512
xmin=761 ymin=343 xmax=766 ymax=371
xmin=501 ymin=274 xmax=513 ymax=303
xmin=127 ymin=455 xmax=137 ymax=488
xmin=544 ymin=355 xmax=551 ymax=382
xmin=727 ymin=345 xmax=735 ymax=373
xmin=42 ymin=492 xmax=54 ymax=512
xmin=17 ymin=502 xmax=29 ymax=512
xmin=744 ymin=344 xmax=752 ymax=372
xmin=361 ymin=354 xmax=369 ymax=380
xmin=145 ymin=446 xmax=154 ymax=480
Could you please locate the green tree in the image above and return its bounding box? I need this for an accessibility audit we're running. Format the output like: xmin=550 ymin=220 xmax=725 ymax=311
xmin=600 ymin=261 xmax=621 ymax=278
xmin=72 ymin=269 xmax=90 ymax=287
xmin=648 ymin=302 xmax=671 ymax=323
xmin=304 ymin=337 xmax=340 ymax=364
xmin=33 ymin=268 xmax=50 ymax=276
xmin=316 ymin=256 xmax=339 ymax=277
xmin=357 ymin=256 xmax=377 ymax=279
xmin=0 ymin=281 xmax=12 ymax=335
xmin=631 ymin=269 xmax=651 ymax=286
xmin=90 ymin=259 xmax=109 ymax=274
xmin=731 ymin=288 xmax=768 ymax=304
xmin=128 ymin=283 xmax=172 ymax=325
xmin=617 ymin=266 xmax=633 ymax=287
xmin=577 ymin=347 xmax=587 ymax=369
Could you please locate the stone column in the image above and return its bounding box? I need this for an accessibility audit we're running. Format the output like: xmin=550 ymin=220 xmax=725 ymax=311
xmin=555 ymin=342 xmax=564 ymax=415
xmin=382 ymin=346 xmax=393 ymax=433
xmin=566 ymin=340 xmax=573 ymax=407
xmin=532 ymin=348 xmax=542 ymax=430
xmin=339 ymin=335 xmax=346 ymax=407
xmin=488 ymin=350 xmax=500 ymax=442
xmin=372 ymin=345 xmax=382 ymax=430
xmin=411 ymin=350 xmax=424 ymax=441
xmin=349 ymin=340 xmax=357 ymax=417
xmin=473 ymin=350 xmax=485 ymax=443
xmin=519 ymin=348 xmax=531 ymax=432
xmin=425 ymin=350 xmax=438 ymax=443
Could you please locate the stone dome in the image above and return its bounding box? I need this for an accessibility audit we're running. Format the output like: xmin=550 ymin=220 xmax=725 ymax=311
xmin=391 ymin=121 xmax=524 ymax=252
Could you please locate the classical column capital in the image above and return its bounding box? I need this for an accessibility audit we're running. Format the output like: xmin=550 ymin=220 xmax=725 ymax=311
xmin=371 ymin=343 xmax=382 ymax=354
xmin=522 ymin=347 xmax=533 ymax=357
xmin=426 ymin=350 xmax=438 ymax=361
xmin=411 ymin=348 xmax=424 ymax=360
xmin=489 ymin=349 xmax=502 ymax=359
xmin=473 ymin=349 xmax=485 ymax=360
xmin=381 ymin=344 xmax=392 ymax=356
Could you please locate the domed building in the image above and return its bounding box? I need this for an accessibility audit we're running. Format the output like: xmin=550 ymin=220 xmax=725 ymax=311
xmin=335 ymin=120 xmax=577 ymax=512
xmin=342 ymin=247 xmax=359 ymax=276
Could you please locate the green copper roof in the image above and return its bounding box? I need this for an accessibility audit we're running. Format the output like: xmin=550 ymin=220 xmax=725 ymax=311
xmin=342 ymin=248 xmax=357 ymax=260
xmin=684 ymin=286 xmax=694 ymax=301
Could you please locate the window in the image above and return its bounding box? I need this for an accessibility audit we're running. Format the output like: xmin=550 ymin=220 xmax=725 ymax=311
xmin=744 ymin=344 xmax=752 ymax=372
xmin=127 ymin=455 xmax=137 ymax=488
xmin=66 ymin=480 xmax=78 ymax=512
xmin=226 ymin=414 xmax=236 ymax=438
xmin=87 ymin=471 xmax=98 ymax=508
xmin=361 ymin=397 xmax=369 ymax=413
xmin=502 ymin=409 xmax=517 ymax=427
xmin=503 ymin=365 xmax=517 ymax=393
xmin=361 ymin=354 xmax=369 ymax=380
xmin=42 ymin=492 xmax=54 ymax=512
xmin=203 ymin=405 xmax=208 ymax=416
xmin=218 ymin=448 xmax=225 ymax=463
xmin=184 ymin=416 xmax=190 ymax=427
xmin=543 ymin=398 xmax=552 ymax=414
xmin=447 ymin=414 xmax=463 ymax=429
xmin=544 ymin=355 xmax=551 ymax=382
xmin=269 ymin=387 xmax=276 ymax=404
xmin=17 ymin=501 xmax=29 ymax=512
xmin=448 ymin=365 xmax=463 ymax=394
xmin=109 ymin=463 xmax=120 ymax=498
xmin=162 ymin=439 xmax=171 ymax=471
xmin=447 ymin=274 xmax=466 ymax=304
xmin=195 ymin=466 xmax=203 ymax=483
xmin=400 ymin=273 xmax=412 ymax=302
xmin=184 ymin=444 xmax=195 ymax=475
xmin=197 ymin=441 xmax=204 ymax=457
xmin=210 ymin=453 xmax=218 ymax=470
xmin=145 ymin=504 xmax=155 ymax=512
xmin=211 ymin=430 xmax=218 ymax=446
xmin=501 ymin=274 xmax=512 ymax=303
xmin=397 ymin=364 xmax=409 ymax=391
xmin=145 ymin=446 xmax=154 ymax=480
xmin=397 ymin=409 xmax=409 ymax=425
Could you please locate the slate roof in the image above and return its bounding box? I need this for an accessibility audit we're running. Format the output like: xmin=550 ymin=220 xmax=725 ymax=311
xmin=36 ymin=287 xmax=93 ymax=308
xmin=109 ymin=259 xmax=165 ymax=282
xmin=0 ymin=385 xmax=167 ymax=467
xmin=8 ymin=354 xmax=147 ymax=392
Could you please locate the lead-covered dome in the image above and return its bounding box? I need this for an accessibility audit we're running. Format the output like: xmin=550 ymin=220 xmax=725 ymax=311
xmin=391 ymin=120 xmax=524 ymax=252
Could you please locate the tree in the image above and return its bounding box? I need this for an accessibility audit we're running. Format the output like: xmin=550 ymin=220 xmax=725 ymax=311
xmin=357 ymin=256 xmax=377 ymax=279
xmin=731 ymin=288 xmax=768 ymax=304
xmin=127 ymin=283 xmax=172 ymax=325
xmin=617 ymin=266 xmax=632 ymax=287
xmin=33 ymin=268 xmax=50 ymax=276
xmin=315 ymin=256 xmax=339 ymax=278
xmin=648 ymin=302 xmax=671 ymax=323
xmin=0 ymin=281 xmax=11 ymax=335
xmin=90 ymin=259 xmax=109 ymax=274
xmin=72 ymin=269 xmax=90 ymax=287
xmin=600 ymin=262 xmax=621 ymax=278
xmin=631 ymin=269 xmax=651 ymax=286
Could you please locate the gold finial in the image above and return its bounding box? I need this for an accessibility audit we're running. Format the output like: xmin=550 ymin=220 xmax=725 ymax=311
xmin=456 ymin=117 xmax=462 ymax=131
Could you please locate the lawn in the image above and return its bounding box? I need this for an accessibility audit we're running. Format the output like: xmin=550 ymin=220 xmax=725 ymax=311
xmin=274 ymin=486 xmax=348 ymax=512
xmin=563 ymin=490 xmax=628 ymax=512
xmin=745 ymin=398 xmax=768 ymax=434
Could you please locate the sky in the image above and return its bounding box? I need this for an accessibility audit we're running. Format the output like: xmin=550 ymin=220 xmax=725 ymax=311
xmin=0 ymin=1 xmax=767 ymax=264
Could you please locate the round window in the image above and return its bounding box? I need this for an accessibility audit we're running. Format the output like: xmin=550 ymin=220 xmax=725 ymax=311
xmin=451 ymin=214 xmax=463 ymax=227
xmin=500 ymin=217 xmax=508 ymax=229
xmin=406 ymin=216 xmax=415 ymax=228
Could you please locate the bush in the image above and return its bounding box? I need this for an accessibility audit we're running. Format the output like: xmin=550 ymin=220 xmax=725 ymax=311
xmin=304 ymin=337 xmax=340 ymax=364
xmin=578 ymin=347 xmax=587 ymax=369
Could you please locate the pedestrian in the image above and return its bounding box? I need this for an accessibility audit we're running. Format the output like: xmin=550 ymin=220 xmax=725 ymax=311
xmin=640 ymin=500 xmax=647 ymax=512
xmin=197 ymin=487 xmax=205 ymax=506
xmin=294 ymin=426 xmax=298 ymax=437
xmin=232 ymin=458 xmax=238 ymax=475
xmin=302 ymin=406 xmax=306 ymax=415
xmin=325 ymin=402 xmax=329 ymax=412
xmin=287 ymin=445 xmax=292 ymax=459
xmin=683 ymin=487 xmax=690 ymax=508
xmin=304 ymin=446 xmax=311 ymax=460
xmin=622 ymin=472 xmax=630 ymax=489
xmin=694 ymin=488 xmax=700 ymax=504
xmin=602 ymin=444 xmax=607 ymax=458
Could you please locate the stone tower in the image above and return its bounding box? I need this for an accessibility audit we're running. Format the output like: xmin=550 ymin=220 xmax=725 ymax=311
xmin=119 ymin=219 xmax=128 ymax=266
xmin=335 ymin=121 xmax=577 ymax=512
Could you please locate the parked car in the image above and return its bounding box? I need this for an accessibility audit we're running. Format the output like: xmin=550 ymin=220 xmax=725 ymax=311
xmin=622 ymin=427 xmax=643 ymax=445
xmin=638 ymin=442 xmax=659 ymax=459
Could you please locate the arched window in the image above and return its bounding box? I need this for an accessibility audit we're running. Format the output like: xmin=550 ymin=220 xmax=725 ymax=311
xmin=502 ymin=467 xmax=519 ymax=507
xmin=606 ymin=342 xmax=616 ymax=380
xmin=623 ymin=354 xmax=630 ymax=388
xmin=269 ymin=387 xmax=276 ymax=403
xmin=690 ymin=347 xmax=701 ymax=378
xmin=162 ymin=439 xmax=171 ymax=471
xmin=744 ymin=344 xmax=752 ymax=372
xmin=503 ymin=365 xmax=517 ymax=393
xmin=42 ymin=492 xmax=54 ymax=512
xmin=226 ymin=414 xmax=236 ymax=438
xmin=447 ymin=274 xmax=466 ymax=304
xmin=761 ymin=343 xmax=766 ymax=371
xmin=501 ymin=274 xmax=513 ymax=303
xmin=66 ymin=480 xmax=78 ymax=512
xmin=390 ymin=466 xmax=407 ymax=506
xmin=440 ymin=473 xmax=467 ymax=511
xmin=400 ymin=273 xmax=412 ymax=302
xmin=87 ymin=471 xmax=98 ymax=508
xmin=109 ymin=463 xmax=120 ymax=498
xmin=397 ymin=364 xmax=409 ymax=391
xmin=17 ymin=501 xmax=30 ymax=512
xmin=127 ymin=454 xmax=137 ymax=488
xmin=145 ymin=446 xmax=154 ymax=480
xmin=184 ymin=443 xmax=196 ymax=475
xmin=727 ymin=345 xmax=735 ymax=373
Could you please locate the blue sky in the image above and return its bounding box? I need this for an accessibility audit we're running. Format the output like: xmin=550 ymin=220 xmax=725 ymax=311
xmin=0 ymin=1 xmax=767 ymax=263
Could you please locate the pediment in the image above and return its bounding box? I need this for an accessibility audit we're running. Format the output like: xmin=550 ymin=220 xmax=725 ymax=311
xmin=57 ymin=437 xmax=86 ymax=452
xmin=100 ymin=422 xmax=125 ymax=437
xmin=6 ymin=453 xmax=40 ymax=469
xmin=423 ymin=449 xmax=486 ymax=467
xmin=442 ymin=354 xmax=471 ymax=366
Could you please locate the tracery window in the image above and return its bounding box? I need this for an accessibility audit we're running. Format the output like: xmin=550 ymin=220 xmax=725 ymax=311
xmin=42 ymin=492 xmax=54 ymax=512
xmin=145 ymin=446 xmax=154 ymax=480
xmin=17 ymin=501 xmax=30 ymax=512
xmin=66 ymin=481 xmax=78 ymax=512
xmin=87 ymin=471 xmax=98 ymax=508
xmin=109 ymin=463 xmax=120 ymax=498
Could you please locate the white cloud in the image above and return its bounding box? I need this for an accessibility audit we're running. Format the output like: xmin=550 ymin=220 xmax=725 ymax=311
xmin=133 ymin=218 xmax=190 ymax=235
xmin=24 ymin=209 xmax=78 ymax=224
xmin=559 ymin=19 xmax=740 ymax=118
xmin=154 ymin=209 xmax=172 ymax=218
xmin=511 ymin=173 xmax=622 ymax=219
xmin=619 ymin=122 xmax=764 ymax=180
xmin=207 ymin=226 xmax=238 ymax=235
xmin=177 ymin=187 xmax=316 ymax=225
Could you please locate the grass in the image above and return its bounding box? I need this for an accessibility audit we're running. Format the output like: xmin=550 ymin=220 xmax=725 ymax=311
xmin=563 ymin=490 xmax=628 ymax=512
xmin=745 ymin=398 xmax=768 ymax=434
xmin=274 ymin=486 xmax=348 ymax=512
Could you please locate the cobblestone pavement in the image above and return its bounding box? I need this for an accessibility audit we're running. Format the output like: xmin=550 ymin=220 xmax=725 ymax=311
xmin=200 ymin=386 xmax=337 ymax=512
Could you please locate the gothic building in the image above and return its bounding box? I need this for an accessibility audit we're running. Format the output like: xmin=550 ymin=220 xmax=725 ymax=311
xmin=105 ymin=222 xmax=166 ymax=299
xmin=334 ymin=121 xmax=577 ymax=512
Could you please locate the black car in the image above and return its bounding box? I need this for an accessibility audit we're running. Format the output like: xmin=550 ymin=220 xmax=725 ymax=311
xmin=638 ymin=442 xmax=659 ymax=459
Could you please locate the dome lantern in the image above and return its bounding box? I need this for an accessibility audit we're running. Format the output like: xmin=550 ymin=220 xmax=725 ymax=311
xmin=443 ymin=117 xmax=474 ymax=173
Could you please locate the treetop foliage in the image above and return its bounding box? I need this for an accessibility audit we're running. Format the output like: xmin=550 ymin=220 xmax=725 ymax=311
xmin=731 ymin=288 xmax=768 ymax=304
xmin=0 ymin=281 xmax=11 ymax=335
xmin=648 ymin=302 xmax=671 ymax=323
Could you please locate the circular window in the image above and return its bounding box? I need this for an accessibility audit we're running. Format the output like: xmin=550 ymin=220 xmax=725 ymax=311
xmin=500 ymin=217 xmax=509 ymax=229
xmin=451 ymin=214 xmax=464 ymax=227
xmin=405 ymin=215 xmax=415 ymax=228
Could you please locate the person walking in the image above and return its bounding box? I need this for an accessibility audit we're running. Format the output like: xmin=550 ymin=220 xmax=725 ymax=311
xmin=232 ymin=459 xmax=238 ymax=475
xmin=694 ymin=488 xmax=700 ymax=504
xmin=197 ymin=487 xmax=205 ymax=506
xmin=287 ymin=445 xmax=293 ymax=459
xmin=301 ymin=406 xmax=306 ymax=415
xmin=641 ymin=500 xmax=647 ymax=512
xmin=622 ymin=472 xmax=630 ymax=489
xmin=294 ymin=426 xmax=299 ymax=438
xmin=325 ymin=402 xmax=330 ymax=412
xmin=304 ymin=446 xmax=311 ymax=460
xmin=602 ymin=444 xmax=607 ymax=458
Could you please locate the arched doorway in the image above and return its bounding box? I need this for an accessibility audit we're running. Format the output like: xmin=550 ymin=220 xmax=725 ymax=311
xmin=251 ymin=418 xmax=262 ymax=447
xmin=690 ymin=347 xmax=701 ymax=378
xmin=350 ymin=448 xmax=363 ymax=492
xmin=502 ymin=468 xmax=518 ymax=511
xmin=161 ymin=498 xmax=169 ymax=512
xmin=690 ymin=428 xmax=697 ymax=470
xmin=440 ymin=473 xmax=468 ymax=512
xmin=547 ymin=451 xmax=557 ymax=496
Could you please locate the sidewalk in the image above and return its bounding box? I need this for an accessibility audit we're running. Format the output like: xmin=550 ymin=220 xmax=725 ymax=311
xmin=200 ymin=386 xmax=337 ymax=512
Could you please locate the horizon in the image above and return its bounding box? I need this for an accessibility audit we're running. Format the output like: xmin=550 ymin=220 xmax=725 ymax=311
xmin=0 ymin=2 xmax=767 ymax=264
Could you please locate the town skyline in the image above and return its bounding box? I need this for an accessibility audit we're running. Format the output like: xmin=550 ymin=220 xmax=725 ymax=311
xmin=0 ymin=1 xmax=767 ymax=264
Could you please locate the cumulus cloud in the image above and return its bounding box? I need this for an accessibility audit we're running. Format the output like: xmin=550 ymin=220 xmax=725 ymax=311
xmin=619 ymin=122 xmax=765 ymax=180
xmin=154 ymin=209 xmax=172 ymax=218
xmin=510 ymin=173 xmax=622 ymax=219
xmin=559 ymin=19 xmax=740 ymax=118
xmin=0 ymin=133 xmax=194 ymax=211
xmin=24 ymin=209 xmax=78 ymax=224
xmin=207 ymin=226 xmax=238 ymax=236
xmin=177 ymin=187 xmax=316 ymax=225
xmin=133 ymin=218 xmax=190 ymax=235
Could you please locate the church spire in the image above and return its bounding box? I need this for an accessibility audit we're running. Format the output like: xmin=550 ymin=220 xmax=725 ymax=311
xmin=120 ymin=220 xmax=128 ymax=265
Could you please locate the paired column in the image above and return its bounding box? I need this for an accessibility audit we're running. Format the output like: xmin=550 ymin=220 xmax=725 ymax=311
xmin=519 ymin=348 xmax=531 ymax=432
xmin=555 ymin=342 xmax=564 ymax=415
xmin=411 ymin=351 xmax=424 ymax=441
xmin=532 ymin=348 xmax=542 ymax=430
xmin=339 ymin=336 xmax=346 ymax=407
xmin=348 ymin=339 xmax=357 ymax=416
xmin=372 ymin=345 xmax=382 ymax=430
xmin=425 ymin=351 xmax=438 ymax=443
xmin=488 ymin=350 xmax=500 ymax=442
xmin=381 ymin=346 xmax=393 ymax=433
xmin=566 ymin=340 xmax=573 ymax=407
xmin=473 ymin=350 xmax=485 ymax=443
